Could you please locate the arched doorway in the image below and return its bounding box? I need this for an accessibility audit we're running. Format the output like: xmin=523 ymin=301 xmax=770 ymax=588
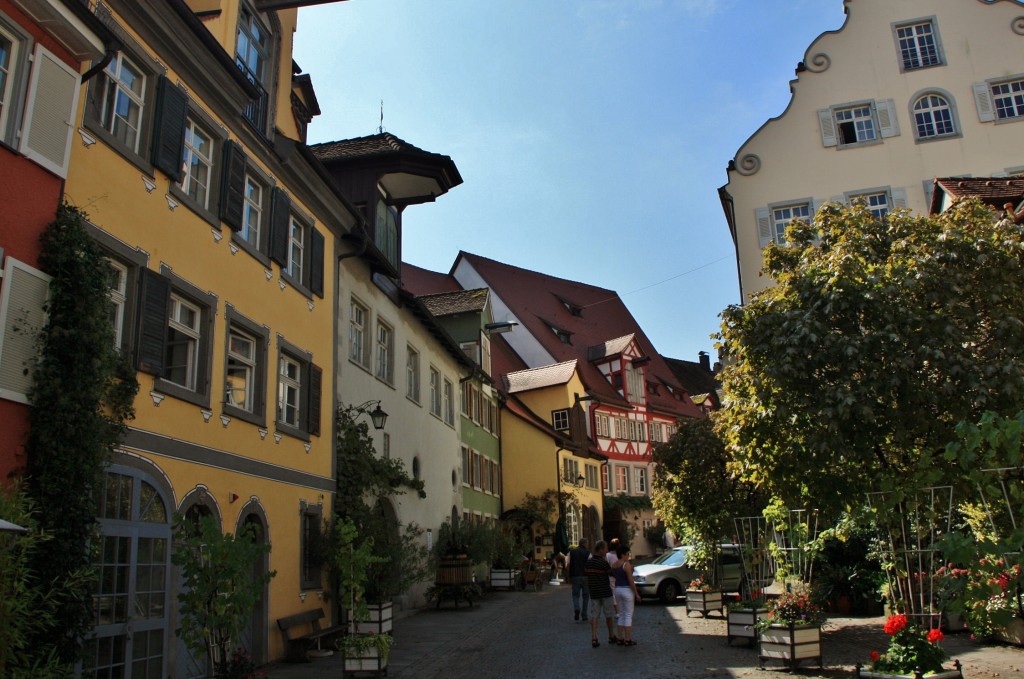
xmin=582 ymin=504 xmax=600 ymax=547
xmin=176 ymin=488 xmax=220 ymax=679
xmin=81 ymin=463 xmax=173 ymax=679
xmin=237 ymin=500 xmax=270 ymax=666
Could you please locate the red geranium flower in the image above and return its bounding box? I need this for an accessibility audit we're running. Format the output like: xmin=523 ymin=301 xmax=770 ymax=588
xmin=927 ymin=628 xmax=945 ymax=643
xmin=870 ymin=650 xmax=880 ymax=662
xmin=883 ymin=614 xmax=908 ymax=635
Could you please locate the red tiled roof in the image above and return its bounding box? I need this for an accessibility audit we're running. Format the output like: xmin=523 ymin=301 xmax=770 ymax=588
xmin=931 ymin=177 xmax=1024 ymax=215
xmin=456 ymin=252 xmax=703 ymax=419
xmin=402 ymin=262 xmax=461 ymax=295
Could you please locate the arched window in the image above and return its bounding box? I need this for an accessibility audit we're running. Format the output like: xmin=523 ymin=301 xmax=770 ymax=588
xmin=913 ymin=93 xmax=955 ymax=139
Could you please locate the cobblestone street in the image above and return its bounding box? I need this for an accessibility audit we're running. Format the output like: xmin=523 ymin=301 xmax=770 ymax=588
xmin=265 ymin=585 xmax=1024 ymax=678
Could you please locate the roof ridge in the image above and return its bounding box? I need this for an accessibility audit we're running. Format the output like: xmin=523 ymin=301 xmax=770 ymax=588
xmin=505 ymin=358 xmax=578 ymax=376
xmin=460 ymin=251 xmax=617 ymax=295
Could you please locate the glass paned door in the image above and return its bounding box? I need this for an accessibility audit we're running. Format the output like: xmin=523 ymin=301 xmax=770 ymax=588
xmin=82 ymin=469 xmax=171 ymax=679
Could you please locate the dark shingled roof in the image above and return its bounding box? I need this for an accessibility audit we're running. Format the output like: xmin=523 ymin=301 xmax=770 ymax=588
xmin=418 ymin=288 xmax=489 ymax=317
xmin=664 ymin=357 xmax=721 ymax=408
xmin=309 ymin=132 xmax=446 ymax=164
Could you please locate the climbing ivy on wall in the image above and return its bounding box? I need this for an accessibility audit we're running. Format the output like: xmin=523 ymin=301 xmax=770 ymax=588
xmin=23 ymin=203 xmax=138 ymax=664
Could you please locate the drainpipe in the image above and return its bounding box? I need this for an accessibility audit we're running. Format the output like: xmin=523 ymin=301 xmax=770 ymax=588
xmin=80 ymin=47 xmax=117 ymax=83
xmin=337 ymin=222 xmax=369 ymax=262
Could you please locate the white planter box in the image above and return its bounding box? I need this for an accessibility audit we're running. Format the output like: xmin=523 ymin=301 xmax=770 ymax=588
xmin=343 ymin=643 xmax=388 ymax=675
xmin=758 ymin=623 xmax=822 ymax=670
xmin=489 ymin=568 xmax=521 ymax=590
xmin=856 ymin=664 xmax=963 ymax=679
xmin=686 ymin=589 xmax=723 ymax=617
xmin=727 ymin=607 xmax=769 ymax=644
xmin=348 ymin=601 xmax=393 ymax=635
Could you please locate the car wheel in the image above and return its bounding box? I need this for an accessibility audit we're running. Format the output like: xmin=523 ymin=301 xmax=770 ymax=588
xmin=658 ymin=580 xmax=680 ymax=603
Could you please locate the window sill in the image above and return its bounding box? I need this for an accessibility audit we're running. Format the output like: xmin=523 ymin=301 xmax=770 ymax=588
xmin=349 ymin=358 xmax=373 ymax=374
xmin=375 ymin=375 xmax=396 ymax=389
xmin=280 ymin=271 xmax=312 ymax=300
xmin=994 ymin=115 xmax=1024 ymax=125
xmin=223 ymin=403 xmax=266 ymax=428
xmin=914 ymin=131 xmax=961 ymax=144
xmin=231 ymin=231 xmax=271 ymax=267
xmin=276 ymin=421 xmax=311 ymax=442
xmin=168 ymin=184 xmax=221 ymax=230
xmin=900 ymin=61 xmax=945 ymax=74
xmin=835 ymin=138 xmax=884 ymax=150
xmin=154 ymin=378 xmax=211 ymax=409
xmin=407 ymin=395 xmax=422 ymax=406
xmin=82 ymin=120 xmax=156 ymax=178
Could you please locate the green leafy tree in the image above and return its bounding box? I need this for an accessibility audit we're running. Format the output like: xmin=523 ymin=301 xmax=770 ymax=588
xmin=651 ymin=417 xmax=763 ymax=576
xmin=24 ymin=203 xmax=138 ymax=663
xmin=173 ymin=515 xmax=275 ymax=678
xmin=716 ymin=198 xmax=1024 ymax=513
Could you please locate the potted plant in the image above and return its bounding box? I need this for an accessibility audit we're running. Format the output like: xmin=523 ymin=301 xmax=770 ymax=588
xmin=727 ymin=596 xmax=770 ymax=646
xmin=755 ymin=587 xmax=826 ymax=671
xmin=340 ymin=631 xmax=394 ymax=675
xmin=357 ymin=513 xmax=431 ymax=634
xmin=856 ymin=614 xmax=964 ymax=678
xmin=685 ymin=575 xmax=724 ymax=617
xmin=489 ymin=528 xmax=525 ymax=590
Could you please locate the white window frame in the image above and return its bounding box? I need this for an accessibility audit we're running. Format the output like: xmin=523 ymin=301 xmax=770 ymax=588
xmin=892 ymin=17 xmax=943 ymax=72
xmin=635 ymin=467 xmax=648 ymax=494
xmin=225 ymin=327 xmax=256 ymax=411
xmin=443 ymin=377 xmax=454 ymax=425
xmin=165 ymin=293 xmax=202 ymax=390
xmin=911 ymin=91 xmax=958 ymax=141
xmin=406 ymin=344 xmax=420 ymax=402
xmin=552 ymin=408 xmax=570 ymax=431
xmin=0 ymin=256 xmax=51 ymax=404
xmin=614 ymin=466 xmax=630 ymax=495
xmin=286 ymin=215 xmax=305 ymax=282
xmin=241 ymin=174 xmax=265 ymax=249
xmin=763 ymin=201 xmax=812 ymax=246
xmin=818 ymin=99 xmax=898 ymax=149
xmin=277 ymin=352 xmax=301 ymax=428
xmin=585 ymin=463 xmax=599 ymax=490
xmin=429 ymin=366 xmax=441 ymax=417
xmin=180 ymin=116 xmax=213 ymax=209
xmin=847 ymin=190 xmax=890 ymax=220
xmin=107 ymin=259 xmax=128 ymax=350
xmin=0 ymin=21 xmax=24 ymax=145
xmin=98 ymin=51 xmax=146 ymax=153
xmin=375 ymin=319 xmax=394 ymax=384
xmin=349 ymin=298 xmax=370 ymax=368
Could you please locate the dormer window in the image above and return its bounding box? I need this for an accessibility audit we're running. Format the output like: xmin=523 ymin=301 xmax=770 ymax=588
xmin=236 ymin=5 xmax=271 ymax=130
xmin=557 ymin=295 xmax=583 ymax=317
xmin=374 ymin=187 xmax=399 ymax=270
xmin=549 ymin=324 xmax=572 ymax=344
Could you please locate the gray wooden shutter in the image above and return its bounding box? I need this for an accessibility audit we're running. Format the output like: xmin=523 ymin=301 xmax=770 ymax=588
xmin=19 ymin=44 xmax=80 ymax=178
xmin=0 ymin=258 xmax=52 ymax=403
xmin=973 ymin=82 xmax=996 ymax=123
xmin=307 ymin=362 xmax=322 ymax=436
xmin=309 ymin=227 xmax=324 ymax=298
xmin=219 ymin=140 xmax=247 ymax=231
xmin=756 ymin=207 xmax=773 ymax=248
xmin=135 ymin=268 xmax=170 ymax=375
xmin=890 ymin=188 xmax=908 ymax=210
xmin=151 ymin=76 xmax=189 ymax=181
xmin=817 ymin=109 xmax=837 ymax=147
xmin=269 ymin=188 xmax=291 ymax=267
xmin=875 ymin=99 xmax=900 ymax=138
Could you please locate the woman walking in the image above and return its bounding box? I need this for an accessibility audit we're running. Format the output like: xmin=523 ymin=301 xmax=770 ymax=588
xmin=611 ymin=545 xmax=640 ymax=646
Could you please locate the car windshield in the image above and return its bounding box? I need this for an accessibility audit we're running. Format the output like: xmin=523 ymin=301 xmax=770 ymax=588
xmin=650 ymin=548 xmax=689 ymax=567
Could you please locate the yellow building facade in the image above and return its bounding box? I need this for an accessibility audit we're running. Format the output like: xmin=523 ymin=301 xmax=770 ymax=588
xmin=501 ymin=361 xmax=605 ymax=560
xmin=62 ymin=1 xmax=357 ymax=675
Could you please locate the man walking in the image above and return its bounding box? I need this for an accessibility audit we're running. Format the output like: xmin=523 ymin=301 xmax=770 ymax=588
xmin=566 ymin=538 xmax=590 ymax=621
xmin=585 ymin=540 xmax=617 ymax=647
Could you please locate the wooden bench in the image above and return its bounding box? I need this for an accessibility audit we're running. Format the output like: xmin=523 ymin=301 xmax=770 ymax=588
xmin=276 ymin=608 xmax=345 ymax=663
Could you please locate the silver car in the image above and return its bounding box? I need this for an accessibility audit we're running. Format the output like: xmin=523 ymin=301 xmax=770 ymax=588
xmin=633 ymin=545 xmax=747 ymax=603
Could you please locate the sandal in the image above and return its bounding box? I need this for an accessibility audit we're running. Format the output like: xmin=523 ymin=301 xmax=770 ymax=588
xmin=623 ymin=640 xmax=637 ymax=646
xmin=591 ymin=639 xmax=600 ymax=648
xmin=609 ymin=636 xmax=618 ymax=645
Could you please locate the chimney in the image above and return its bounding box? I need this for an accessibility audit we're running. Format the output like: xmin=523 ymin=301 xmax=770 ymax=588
xmin=698 ymin=351 xmax=710 ymax=372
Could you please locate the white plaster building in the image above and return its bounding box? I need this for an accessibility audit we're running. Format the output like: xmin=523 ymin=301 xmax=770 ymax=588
xmin=720 ymin=0 xmax=1024 ymax=302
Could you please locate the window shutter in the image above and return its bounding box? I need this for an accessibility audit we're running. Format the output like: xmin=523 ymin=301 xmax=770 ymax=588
xmin=817 ymin=108 xmax=837 ymax=147
xmin=269 ymin=188 xmax=291 ymax=267
xmin=891 ymin=188 xmax=908 ymax=210
xmin=150 ymin=76 xmax=189 ymax=181
xmin=306 ymin=362 xmax=322 ymax=436
xmin=922 ymin=180 xmax=936 ymax=212
xmin=0 ymin=258 xmax=52 ymax=404
xmin=309 ymin=227 xmax=324 ymax=298
xmin=876 ymin=99 xmax=900 ymax=138
xmin=135 ymin=268 xmax=170 ymax=375
xmin=755 ymin=207 xmax=773 ymax=248
xmin=219 ymin=140 xmax=247 ymax=231
xmin=19 ymin=45 xmax=80 ymax=179
xmin=973 ymin=82 xmax=996 ymax=123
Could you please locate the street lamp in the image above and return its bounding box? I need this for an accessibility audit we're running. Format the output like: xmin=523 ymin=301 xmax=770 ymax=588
xmin=350 ymin=400 xmax=388 ymax=430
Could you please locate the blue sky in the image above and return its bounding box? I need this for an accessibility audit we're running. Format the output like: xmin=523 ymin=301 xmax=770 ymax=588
xmin=293 ymin=0 xmax=846 ymax=364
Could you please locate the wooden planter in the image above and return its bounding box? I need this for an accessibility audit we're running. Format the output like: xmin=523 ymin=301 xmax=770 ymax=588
xmin=436 ymin=556 xmax=473 ymax=586
xmin=489 ymin=568 xmax=521 ymax=590
xmin=343 ymin=643 xmax=388 ymax=677
xmin=855 ymin=659 xmax=963 ymax=679
xmin=685 ymin=589 xmax=723 ymax=617
xmin=997 ymin=615 xmax=1024 ymax=645
xmin=726 ymin=606 xmax=769 ymax=645
xmin=758 ymin=622 xmax=822 ymax=671
xmin=349 ymin=601 xmax=393 ymax=635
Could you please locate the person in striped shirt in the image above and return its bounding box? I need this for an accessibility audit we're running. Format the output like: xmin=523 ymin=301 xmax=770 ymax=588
xmin=585 ymin=540 xmax=617 ymax=647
